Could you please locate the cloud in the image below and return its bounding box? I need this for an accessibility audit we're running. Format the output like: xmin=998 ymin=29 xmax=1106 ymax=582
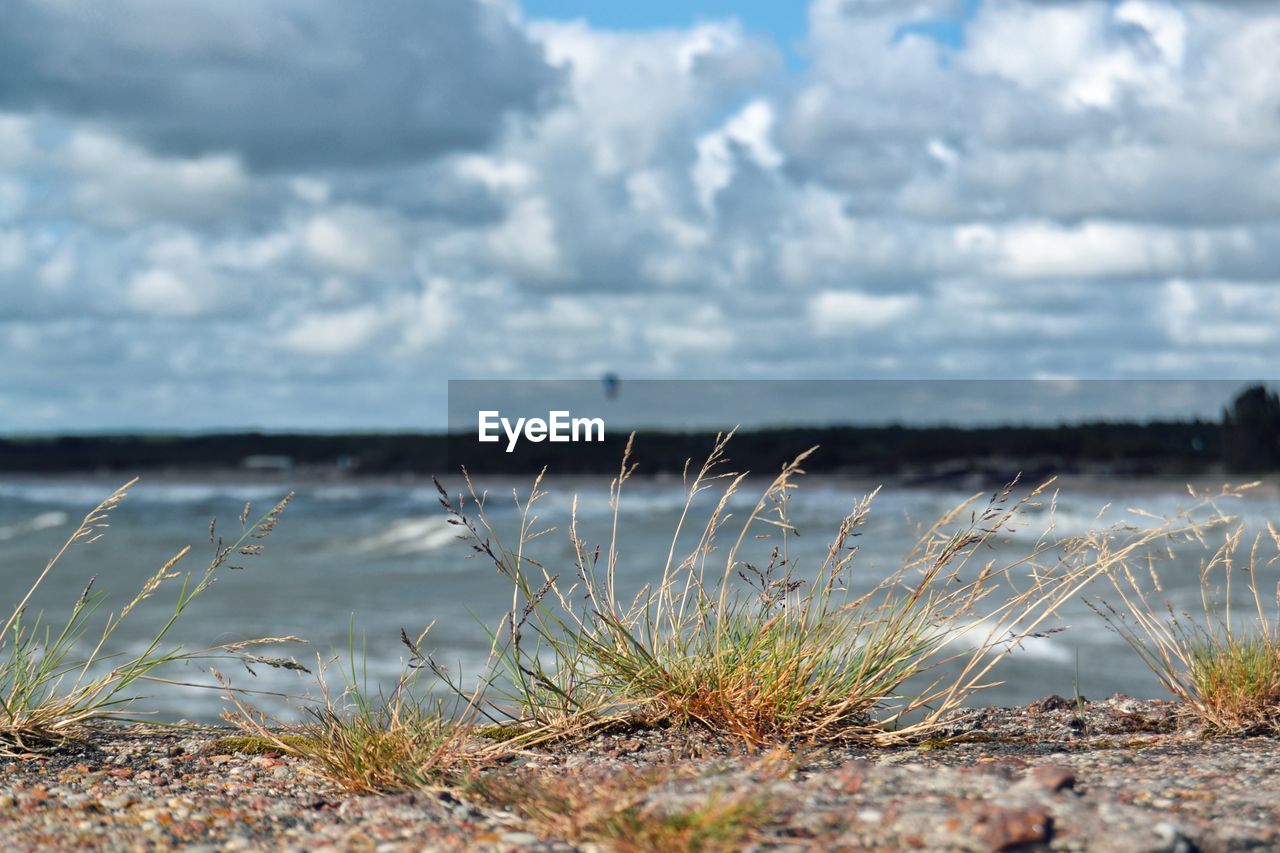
xmin=126 ymin=268 xmax=207 ymax=319
xmin=299 ymin=207 xmax=408 ymax=278
xmin=64 ymin=132 xmax=251 ymax=229
xmin=279 ymin=307 xmax=385 ymax=357
xmin=0 ymin=0 xmax=559 ymax=170
xmin=693 ymin=100 xmax=784 ymax=213
xmin=1 ymin=0 xmax=1279 ymax=430
xmin=809 ymin=291 xmax=920 ymax=336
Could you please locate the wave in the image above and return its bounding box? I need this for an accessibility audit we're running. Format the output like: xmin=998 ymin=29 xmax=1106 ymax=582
xmin=0 ymin=510 xmax=69 ymax=541
xmin=939 ymin=617 xmax=1076 ymax=664
xmin=0 ymin=482 xmax=285 ymax=506
xmin=350 ymin=516 xmax=463 ymax=556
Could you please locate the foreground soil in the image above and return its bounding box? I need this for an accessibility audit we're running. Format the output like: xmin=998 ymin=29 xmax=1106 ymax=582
xmin=1 ymin=695 xmax=1276 ymax=851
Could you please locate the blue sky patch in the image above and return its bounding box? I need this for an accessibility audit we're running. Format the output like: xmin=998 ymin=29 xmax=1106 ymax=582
xmin=522 ymin=0 xmax=808 ymax=64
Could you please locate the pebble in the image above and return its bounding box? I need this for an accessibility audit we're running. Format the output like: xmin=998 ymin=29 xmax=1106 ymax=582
xmin=972 ymin=804 xmax=1053 ymax=849
xmin=0 ymin=702 xmax=1277 ymax=850
xmin=500 ymin=831 xmax=540 ymax=845
xmin=1028 ymin=764 xmax=1076 ymax=792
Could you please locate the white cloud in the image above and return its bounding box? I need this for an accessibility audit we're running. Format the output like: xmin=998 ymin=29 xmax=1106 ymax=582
xmin=279 ymin=307 xmax=385 ymax=356
xmin=301 ymin=207 xmax=407 ymax=278
xmin=399 ymin=276 xmax=455 ymax=351
xmin=65 ymin=132 xmax=250 ymax=228
xmin=809 ymin=290 xmax=920 ymax=337
xmin=1162 ymin=279 xmax=1280 ymax=347
xmin=127 ymin=268 xmax=206 ymax=319
xmin=693 ymin=99 xmax=783 ymax=213
xmin=962 ymin=1 xmax=1180 ymax=110
xmin=485 ymin=197 xmax=565 ymax=281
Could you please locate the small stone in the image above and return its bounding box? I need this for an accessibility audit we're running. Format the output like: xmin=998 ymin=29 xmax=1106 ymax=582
xmin=972 ymin=805 xmax=1053 ymax=851
xmin=1153 ymin=821 xmax=1196 ymax=853
xmin=1032 ymin=694 xmax=1072 ymax=712
xmin=102 ymin=794 xmax=137 ymax=810
xmin=1107 ymin=693 xmax=1141 ymax=713
xmin=836 ymin=760 xmax=870 ymax=794
xmin=1028 ymin=764 xmax=1076 ymax=792
xmin=20 ymin=788 xmax=50 ymax=808
xmin=500 ymin=831 xmax=540 ymax=846
xmin=297 ymin=794 xmax=329 ymax=810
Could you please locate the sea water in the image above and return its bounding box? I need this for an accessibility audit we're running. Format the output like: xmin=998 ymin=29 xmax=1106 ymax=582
xmin=1 ymin=474 xmax=1277 ymax=723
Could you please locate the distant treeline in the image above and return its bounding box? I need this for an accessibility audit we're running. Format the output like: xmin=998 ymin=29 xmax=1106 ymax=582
xmin=2 ymin=386 xmax=1277 ymax=481
xmin=453 ymin=420 xmax=1223 ymax=481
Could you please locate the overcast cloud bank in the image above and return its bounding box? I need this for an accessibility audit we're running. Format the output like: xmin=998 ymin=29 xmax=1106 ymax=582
xmin=1 ymin=0 xmax=1277 ymax=430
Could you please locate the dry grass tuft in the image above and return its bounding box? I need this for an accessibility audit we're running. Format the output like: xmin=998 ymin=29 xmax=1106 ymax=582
xmin=0 ymin=480 xmax=294 ymax=756
xmin=222 ymin=628 xmax=495 ymax=793
xmin=1094 ymin=485 xmax=1280 ymax=734
xmin=284 ymin=701 xmax=466 ymax=793
xmin=466 ymin=764 xmax=775 ymax=851
xmin=208 ymin=734 xmax=316 ymax=755
xmin=435 ymin=435 xmax=1228 ymax=746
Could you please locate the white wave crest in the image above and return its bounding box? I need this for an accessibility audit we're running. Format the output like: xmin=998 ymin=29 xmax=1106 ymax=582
xmin=0 ymin=510 xmax=69 ymax=541
xmin=941 ymin=617 xmax=1075 ymax=664
xmin=351 ymin=516 xmax=462 ymax=556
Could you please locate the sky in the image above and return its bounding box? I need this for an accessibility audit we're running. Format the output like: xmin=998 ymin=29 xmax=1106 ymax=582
xmin=2 ymin=0 xmax=1279 ymax=432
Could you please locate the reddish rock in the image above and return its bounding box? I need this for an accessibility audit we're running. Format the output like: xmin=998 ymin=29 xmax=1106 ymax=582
xmin=1029 ymin=765 xmax=1076 ymax=793
xmin=973 ymin=804 xmax=1053 ymax=850
xmin=836 ymin=759 xmax=870 ymax=794
xmin=1032 ymin=694 xmax=1072 ymax=712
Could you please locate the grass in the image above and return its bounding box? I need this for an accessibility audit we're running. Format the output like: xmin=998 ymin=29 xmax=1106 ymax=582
xmin=603 ymin=797 xmax=768 ymax=853
xmin=282 ymin=700 xmax=465 ymax=793
xmin=1188 ymin=638 xmax=1280 ymax=727
xmin=465 ymin=763 xmax=778 ymax=851
xmin=1094 ymin=491 xmax=1280 ymax=734
xmin=0 ymin=479 xmax=295 ymax=756
xmin=208 ymin=734 xmax=317 ymax=755
xmin=434 ymin=434 xmax=1230 ymax=746
xmin=19 ymin=445 xmax=1265 ymax=806
xmin=221 ymin=626 xmax=493 ymax=793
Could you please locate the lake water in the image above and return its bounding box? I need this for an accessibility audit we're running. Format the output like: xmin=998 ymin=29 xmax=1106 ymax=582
xmin=2 ymin=473 xmax=1278 ymax=723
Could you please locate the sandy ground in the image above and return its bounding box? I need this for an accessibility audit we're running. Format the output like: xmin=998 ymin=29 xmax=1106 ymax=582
xmin=1 ymin=694 xmax=1277 ymax=851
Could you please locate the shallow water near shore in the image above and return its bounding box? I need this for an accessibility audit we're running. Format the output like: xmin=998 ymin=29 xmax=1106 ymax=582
xmin=2 ymin=473 xmax=1279 ymax=723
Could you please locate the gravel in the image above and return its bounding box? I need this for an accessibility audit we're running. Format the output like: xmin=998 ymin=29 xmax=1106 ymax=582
xmin=1 ymin=695 xmax=1277 ymax=851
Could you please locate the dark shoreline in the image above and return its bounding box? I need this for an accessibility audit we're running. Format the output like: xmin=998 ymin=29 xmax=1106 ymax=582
xmin=0 ymin=418 xmax=1240 ymax=481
